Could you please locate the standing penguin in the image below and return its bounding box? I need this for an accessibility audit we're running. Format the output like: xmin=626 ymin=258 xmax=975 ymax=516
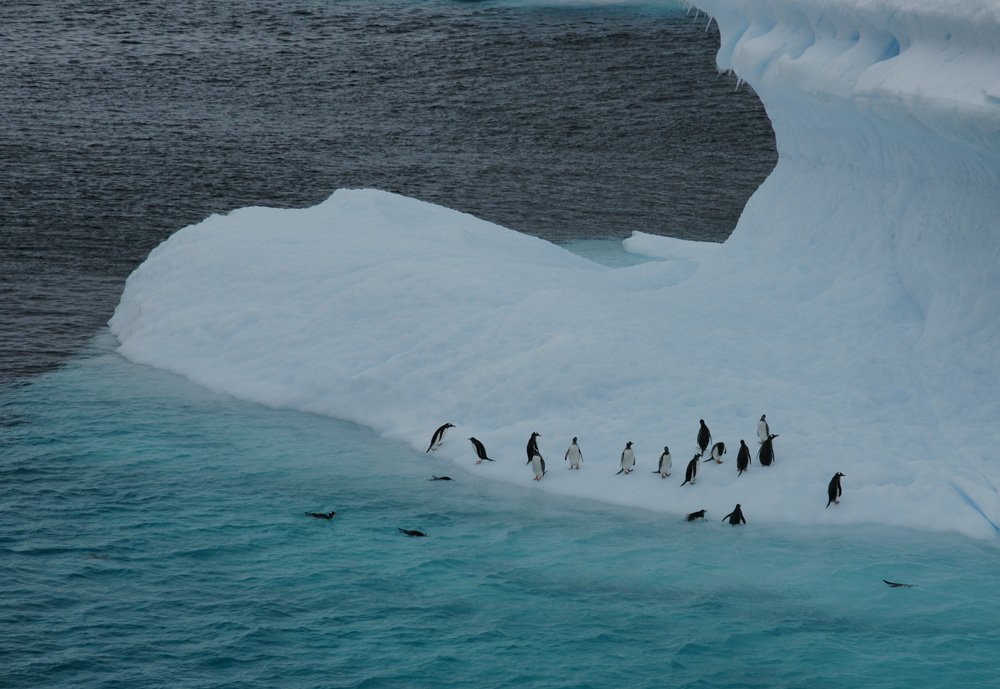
xmin=681 ymin=453 xmax=701 ymax=486
xmin=722 ymin=504 xmax=746 ymax=525
xmin=826 ymin=472 xmax=845 ymax=508
xmin=565 ymin=437 xmax=582 ymax=470
xmin=617 ymin=441 xmax=635 ymax=475
xmin=653 ymin=446 xmax=672 ymax=478
xmin=527 ymin=432 xmax=545 ymax=480
xmin=469 ymin=437 xmax=494 ymax=464
xmin=757 ymin=434 xmax=778 ymax=467
xmin=735 ymin=440 xmax=751 ymax=476
xmin=757 ymin=414 xmax=770 ymax=443
xmin=697 ymin=420 xmax=712 ymax=455
xmin=426 ymin=423 xmax=454 ymax=453
xmin=526 ymin=432 xmax=540 ymax=464
xmin=705 ymin=441 xmax=726 ymax=464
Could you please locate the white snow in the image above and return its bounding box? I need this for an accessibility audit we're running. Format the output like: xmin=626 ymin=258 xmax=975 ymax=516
xmin=110 ymin=0 xmax=1000 ymax=540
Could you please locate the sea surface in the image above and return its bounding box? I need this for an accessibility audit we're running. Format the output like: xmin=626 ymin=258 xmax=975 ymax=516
xmin=0 ymin=0 xmax=775 ymax=385
xmin=6 ymin=2 xmax=998 ymax=688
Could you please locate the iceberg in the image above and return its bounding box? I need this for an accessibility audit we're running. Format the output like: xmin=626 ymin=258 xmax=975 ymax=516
xmin=111 ymin=0 xmax=1000 ymax=540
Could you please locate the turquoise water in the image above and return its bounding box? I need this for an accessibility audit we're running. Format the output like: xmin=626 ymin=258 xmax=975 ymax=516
xmin=3 ymin=332 xmax=999 ymax=688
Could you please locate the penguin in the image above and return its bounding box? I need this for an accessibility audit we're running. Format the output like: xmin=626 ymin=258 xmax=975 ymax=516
xmin=399 ymin=528 xmax=427 ymax=537
xmin=527 ymin=432 xmax=545 ymax=479
xmin=526 ymin=432 xmax=541 ymax=464
xmin=722 ymin=504 xmax=746 ymax=525
xmin=564 ymin=437 xmax=582 ymax=469
xmin=757 ymin=434 xmax=778 ymax=467
xmin=681 ymin=453 xmax=701 ymax=486
xmin=705 ymin=441 xmax=726 ymax=464
xmin=531 ymin=451 xmax=545 ymax=480
xmin=826 ymin=472 xmax=845 ymax=508
xmin=426 ymin=423 xmax=455 ymax=453
xmin=428 ymin=475 xmax=453 ymax=481
xmin=617 ymin=441 xmax=635 ymax=475
xmin=686 ymin=509 xmax=707 ymax=521
xmin=652 ymin=446 xmax=672 ymax=478
xmin=883 ymin=580 xmax=917 ymax=588
xmin=735 ymin=439 xmax=751 ymax=476
xmin=305 ymin=511 xmax=337 ymax=519
xmin=757 ymin=414 xmax=769 ymax=443
xmin=697 ymin=419 xmax=712 ymax=455
xmin=469 ymin=437 xmax=494 ymax=464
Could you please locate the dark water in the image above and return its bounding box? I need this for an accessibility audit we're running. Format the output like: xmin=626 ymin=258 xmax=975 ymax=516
xmin=0 ymin=0 xmax=775 ymax=385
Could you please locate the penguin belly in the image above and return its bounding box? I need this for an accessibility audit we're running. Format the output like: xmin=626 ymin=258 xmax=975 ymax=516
xmin=531 ymin=454 xmax=544 ymax=479
xmin=622 ymin=450 xmax=635 ymax=473
xmin=567 ymin=446 xmax=581 ymax=468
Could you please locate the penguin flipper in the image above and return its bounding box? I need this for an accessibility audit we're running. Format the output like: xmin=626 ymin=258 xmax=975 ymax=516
xmin=616 ymin=468 xmax=624 ymax=475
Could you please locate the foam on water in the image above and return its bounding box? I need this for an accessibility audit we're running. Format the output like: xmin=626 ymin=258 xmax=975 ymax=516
xmin=3 ymin=331 xmax=999 ymax=688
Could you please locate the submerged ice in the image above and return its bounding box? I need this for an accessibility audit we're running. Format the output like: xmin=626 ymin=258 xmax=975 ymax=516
xmin=111 ymin=0 xmax=1000 ymax=540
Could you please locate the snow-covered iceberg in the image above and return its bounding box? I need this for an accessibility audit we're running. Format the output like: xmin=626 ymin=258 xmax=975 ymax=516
xmin=111 ymin=0 xmax=1000 ymax=539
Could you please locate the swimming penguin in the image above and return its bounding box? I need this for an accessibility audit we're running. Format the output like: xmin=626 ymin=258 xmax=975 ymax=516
xmin=428 ymin=475 xmax=453 ymax=481
xmin=469 ymin=437 xmax=494 ymax=464
xmin=305 ymin=511 xmax=337 ymax=519
xmin=705 ymin=441 xmax=726 ymax=464
xmin=426 ymin=423 xmax=455 ymax=453
xmin=617 ymin=441 xmax=636 ymax=475
xmin=686 ymin=509 xmax=707 ymax=521
xmin=722 ymin=504 xmax=746 ymax=525
xmin=697 ymin=420 xmax=712 ymax=454
xmin=883 ymin=579 xmax=917 ymax=588
xmin=736 ymin=440 xmax=751 ymax=476
xmin=681 ymin=453 xmax=701 ymax=486
xmin=652 ymin=446 xmax=672 ymax=478
xmin=565 ymin=437 xmax=582 ymax=469
xmin=826 ymin=472 xmax=845 ymax=508
xmin=757 ymin=414 xmax=769 ymax=443
xmin=757 ymin=434 xmax=778 ymax=467
xmin=399 ymin=528 xmax=427 ymax=537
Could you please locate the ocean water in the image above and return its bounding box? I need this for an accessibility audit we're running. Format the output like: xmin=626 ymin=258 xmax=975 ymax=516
xmin=4 ymin=253 xmax=1000 ymax=687
xmin=0 ymin=0 xmax=775 ymax=385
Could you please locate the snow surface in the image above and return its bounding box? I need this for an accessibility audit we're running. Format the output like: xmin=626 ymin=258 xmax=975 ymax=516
xmin=111 ymin=0 xmax=1000 ymax=540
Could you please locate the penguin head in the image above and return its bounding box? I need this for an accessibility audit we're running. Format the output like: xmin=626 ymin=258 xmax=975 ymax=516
xmin=760 ymin=414 xmax=766 ymax=421
xmin=664 ymin=446 xmax=669 ymax=453
xmin=446 ymin=423 xmax=455 ymax=429
xmin=626 ymin=441 xmax=633 ymax=448
xmin=572 ymin=437 xmax=578 ymax=443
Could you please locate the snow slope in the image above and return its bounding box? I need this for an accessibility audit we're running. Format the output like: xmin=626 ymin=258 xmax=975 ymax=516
xmin=110 ymin=0 xmax=1000 ymax=539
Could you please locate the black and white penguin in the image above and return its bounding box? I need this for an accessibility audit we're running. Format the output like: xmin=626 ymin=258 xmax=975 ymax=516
xmin=617 ymin=441 xmax=636 ymax=475
xmin=426 ymin=423 xmax=455 ymax=453
xmin=705 ymin=441 xmax=726 ymax=464
xmin=722 ymin=504 xmax=746 ymax=525
xmin=757 ymin=414 xmax=769 ymax=443
xmin=686 ymin=509 xmax=707 ymax=521
xmin=757 ymin=434 xmax=778 ymax=467
xmin=736 ymin=440 xmax=751 ymax=476
xmin=681 ymin=453 xmax=701 ymax=486
xmin=697 ymin=420 xmax=712 ymax=455
xmin=469 ymin=437 xmax=494 ymax=464
xmin=526 ymin=432 xmax=541 ymax=464
xmin=527 ymin=432 xmax=545 ymax=480
xmin=565 ymin=437 xmax=582 ymax=469
xmin=399 ymin=528 xmax=427 ymax=537
xmin=826 ymin=472 xmax=845 ymax=508
xmin=305 ymin=511 xmax=336 ymax=519
xmin=653 ymin=446 xmax=672 ymax=478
